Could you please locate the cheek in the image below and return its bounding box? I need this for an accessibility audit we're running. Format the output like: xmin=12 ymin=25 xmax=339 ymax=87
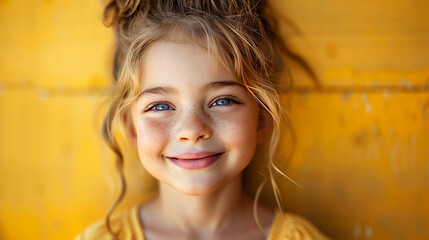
xmin=138 ymin=122 xmax=145 ymax=140
xmin=137 ymin=119 xmax=171 ymax=153
xmin=215 ymin=107 xmax=259 ymax=148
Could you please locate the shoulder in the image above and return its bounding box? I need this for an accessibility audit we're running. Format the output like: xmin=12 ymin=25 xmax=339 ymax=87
xmin=268 ymin=211 xmax=331 ymax=240
xmin=74 ymin=205 xmax=144 ymax=240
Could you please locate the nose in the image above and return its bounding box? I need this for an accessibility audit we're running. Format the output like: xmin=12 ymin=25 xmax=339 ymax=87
xmin=175 ymin=107 xmax=213 ymax=143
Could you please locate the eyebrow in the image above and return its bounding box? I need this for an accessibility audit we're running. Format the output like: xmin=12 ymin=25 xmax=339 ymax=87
xmin=138 ymin=86 xmax=178 ymax=98
xmin=206 ymin=80 xmax=244 ymax=90
xmin=138 ymin=80 xmax=244 ymax=98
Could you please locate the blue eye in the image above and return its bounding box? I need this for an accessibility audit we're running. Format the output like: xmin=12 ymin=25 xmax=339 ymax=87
xmin=211 ymin=98 xmax=237 ymax=107
xmin=150 ymin=103 xmax=174 ymax=111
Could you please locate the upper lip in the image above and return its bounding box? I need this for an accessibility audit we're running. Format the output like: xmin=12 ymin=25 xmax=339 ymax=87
xmin=167 ymin=151 xmax=224 ymax=160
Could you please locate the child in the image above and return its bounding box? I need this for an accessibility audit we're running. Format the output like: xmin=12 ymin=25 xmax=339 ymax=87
xmin=76 ymin=0 xmax=330 ymax=239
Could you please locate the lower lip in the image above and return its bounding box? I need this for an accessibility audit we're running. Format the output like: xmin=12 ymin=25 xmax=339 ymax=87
xmin=168 ymin=153 xmax=224 ymax=170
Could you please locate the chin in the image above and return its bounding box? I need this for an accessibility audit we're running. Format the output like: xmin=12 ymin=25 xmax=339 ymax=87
xmin=170 ymin=180 xmax=224 ymax=196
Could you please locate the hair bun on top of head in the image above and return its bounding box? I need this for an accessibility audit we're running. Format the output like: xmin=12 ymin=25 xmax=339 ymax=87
xmin=103 ymin=0 xmax=265 ymax=28
xmin=103 ymin=0 xmax=143 ymax=27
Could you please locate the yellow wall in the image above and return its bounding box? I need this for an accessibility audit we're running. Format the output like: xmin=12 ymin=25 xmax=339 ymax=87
xmin=0 ymin=0 xmax=428 ymax=239
xmin=273 ymin=1 xmax=429 ymax=239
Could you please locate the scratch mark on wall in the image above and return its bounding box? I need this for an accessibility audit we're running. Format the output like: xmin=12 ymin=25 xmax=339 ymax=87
xmin=0 ymin=83 xmax=5 ymax=95
xmin=364 ymin=225 xmax=374 ymax=238
xmin=37 ymin=90 xmax=49 ymax=101
xmin=365 ymin=103 xmax=372 ymax=114
xmin=353 ymin=222 xmax=362 ymax=238
xmin=382 ymin=89 xmax=389 ymax=101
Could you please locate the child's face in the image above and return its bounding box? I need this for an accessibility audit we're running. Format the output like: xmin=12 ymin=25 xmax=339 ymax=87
xmin=127 ymin=41 xmax=266 ymax=195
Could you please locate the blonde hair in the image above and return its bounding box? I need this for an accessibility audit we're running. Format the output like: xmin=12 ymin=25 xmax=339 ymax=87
xmin=101 ymin=0 xmax=297 ymax=238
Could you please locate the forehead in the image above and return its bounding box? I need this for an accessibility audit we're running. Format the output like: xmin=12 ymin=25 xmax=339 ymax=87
xmin=139 ymin=41 xmax=235 ymax=89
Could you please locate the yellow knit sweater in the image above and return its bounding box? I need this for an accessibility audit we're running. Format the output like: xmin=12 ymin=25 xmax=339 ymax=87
xmin=75 ymin=205 xmax=330 ymax=240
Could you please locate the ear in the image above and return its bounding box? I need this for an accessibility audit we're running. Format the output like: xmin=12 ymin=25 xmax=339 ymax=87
xmin=257 ymin=108 xmax=273 ymax=144
xmin=122 ymin=110 xmax=138 ymax=148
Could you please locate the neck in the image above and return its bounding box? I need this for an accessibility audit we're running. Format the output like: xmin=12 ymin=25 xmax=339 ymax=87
xmin=157 ymin=174 xmax=249 ymax=235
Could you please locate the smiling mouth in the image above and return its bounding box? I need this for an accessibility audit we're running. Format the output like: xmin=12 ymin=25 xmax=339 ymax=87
xmin=166 ymin=152 xmax=225 ymax=170
xmin=167 ymin=152 xmax=224 ymax=160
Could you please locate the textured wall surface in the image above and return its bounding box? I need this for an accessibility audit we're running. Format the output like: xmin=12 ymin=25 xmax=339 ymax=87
xmin=272 ymin=1 xmax=429 ymax=239
xmin=0 ymin=0 xmax=428 ymax=239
